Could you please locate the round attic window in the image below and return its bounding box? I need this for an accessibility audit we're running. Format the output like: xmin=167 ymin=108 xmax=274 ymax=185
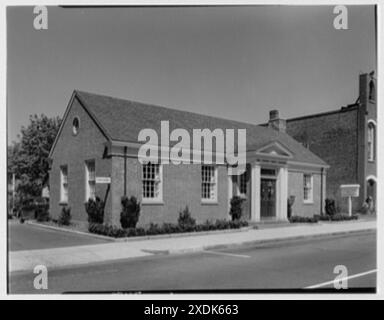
xmin=72 ymin=117 xmax=80 ymax=135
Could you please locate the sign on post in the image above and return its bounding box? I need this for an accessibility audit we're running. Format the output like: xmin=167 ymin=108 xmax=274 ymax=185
xmin=95 ymin=177 xmax=111 ymax=184
xmin=340 ymin=184 xmax=360 ymax=216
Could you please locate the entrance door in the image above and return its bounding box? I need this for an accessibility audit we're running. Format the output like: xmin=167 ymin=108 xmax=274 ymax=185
xmin=260 ymin=178 xmax=276 ymax=219
xmin=367 ymin=179 xmax=376 ymax=213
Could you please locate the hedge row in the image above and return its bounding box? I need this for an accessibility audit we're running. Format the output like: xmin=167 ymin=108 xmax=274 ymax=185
xmin=289 ymin=213 xmax=359 ymax=223
xmin=318 ymin=213 xmax=359 ymax=221
xmin=289 ymin=215 xmax=319 ymax=223
xmin=88 ymin=219 xmax=249 ymax=238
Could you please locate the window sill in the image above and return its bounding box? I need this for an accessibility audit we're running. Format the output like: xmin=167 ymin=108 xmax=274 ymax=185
xmin=59 ymin=201 xmax=68 ymax=206
xmin=201 ymin=200 xmax=218 ymax=205
xmin=303 ymin=201 xmax=314 ymax=205
xmin=142 ymin=199 xmax=164 ymax=205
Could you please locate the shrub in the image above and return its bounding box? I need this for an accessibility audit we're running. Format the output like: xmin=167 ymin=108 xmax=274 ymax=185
xmin=214 ymin=219 xmax=229 ymax=230
xmin=287 ymin=196 xmax=295 ymax=218
xmin=319 ymin=213 xmax=359 ymax=221
xmin=88 ymin=218 xmax=249 ymax=238
xmin=178 ymin=206 xmax=196 ymax=231
xmin=228 ymin=219 xmax=249 ymax=229
xmin=360 ymin=202 xmax=370 ymax=214
xmin=325 ymin=198 xmax=337 ymax=216
xmin=161 ymin=223 xmax=182 ymax=234
xmin=201 ymin=219 xmax=215 ymax=231
xmin=148 ymin=223 xmax=161 ymax=235
xmin=289 ymin=215 xmax=319 ymax=223
xmin=120 ymin=196 xmax=141 ymax=229
xmin=35 ymin=203 xmax=50 ymax=222
xmin=88 ymin=223 xmax=126 ymax=238
xmin=85 ymin=197 xmax=104 ymax=224
xmin=229 ymin=196 xmax=244 ymax=221
xmin=58 ymin=206 xmax=71 ymax=226
xmin=19 ymin=197 xmax=36 ymax=220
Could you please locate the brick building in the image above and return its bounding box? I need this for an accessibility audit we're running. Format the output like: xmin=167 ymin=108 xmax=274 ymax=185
xmin=48 ymin=91 xmax=328 ymax=227
xmin=268 ymin=73 xmax=377 ymax=213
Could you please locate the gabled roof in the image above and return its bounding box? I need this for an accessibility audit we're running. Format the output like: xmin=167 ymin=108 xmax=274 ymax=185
xmin=57 ymin=90 xmax=328 ymax=166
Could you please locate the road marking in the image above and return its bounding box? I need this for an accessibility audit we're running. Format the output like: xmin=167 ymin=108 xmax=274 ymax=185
xmin=305 ymin=269 xmax=377 ymax=289
xmin=203 ymin=250 xmax=251 ymax=259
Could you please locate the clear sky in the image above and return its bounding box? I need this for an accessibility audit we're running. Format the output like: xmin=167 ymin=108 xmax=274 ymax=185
xmin=7 ymin=5 xmax=376 ymax=144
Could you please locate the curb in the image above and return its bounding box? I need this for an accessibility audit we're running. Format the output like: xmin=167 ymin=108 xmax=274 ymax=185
xmin=114 ymin=226 xmax=255 ymax=242
xmin=24 ymin=220 xmax=254 ymax=242
xmin=25 ymin=221 xmax=116 ymax=242
xmin=145 ymin=228 xmax=376 ymax=255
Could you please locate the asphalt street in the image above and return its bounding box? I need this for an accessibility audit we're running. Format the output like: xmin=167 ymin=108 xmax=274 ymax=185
xmin=9 ymin=231 xmax=376 ymax=294
xmin=8 ymin=221 xmax=108 ymax=251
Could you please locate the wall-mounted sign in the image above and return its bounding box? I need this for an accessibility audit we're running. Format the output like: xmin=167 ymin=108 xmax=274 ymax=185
xmin=96 ymin=177 xmax=111 ymax=184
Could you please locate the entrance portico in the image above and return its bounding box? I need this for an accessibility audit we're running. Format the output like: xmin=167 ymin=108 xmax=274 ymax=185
xmin=249 ymin=162 xmax=288 ymax=222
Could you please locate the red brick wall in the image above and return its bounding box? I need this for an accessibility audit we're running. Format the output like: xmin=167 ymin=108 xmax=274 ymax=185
xmin=286 ymin=108 xmax=359 ymax=211
xmin=288 ymin=170 xmax=322 ymax=217
xmin=49 ymin=96 xmax=112 ymax=224
xmin=111 ymin=156 xmax=229 ymax=227
xmin=285 ymin=73 xmax=377 ymax=213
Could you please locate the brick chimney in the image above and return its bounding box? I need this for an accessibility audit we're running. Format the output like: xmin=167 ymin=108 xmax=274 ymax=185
xmin=268 ymin=109 xmax=286 ymax=133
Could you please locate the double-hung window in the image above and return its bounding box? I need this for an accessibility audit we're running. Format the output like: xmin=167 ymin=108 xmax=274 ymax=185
xmin=237 ymin=172 xmax=247 ymax=197
xmin=303 ymin=173 xmax=313 ymax=203
xmin=85 ymin=160 xmax=96 ymax=201
xmin=142 ymin=163 xmax=162 ymax=202
xmin=60 ymin=165 xmax=68 ymax=203
xmin=201 ymin=165 xmax=217 ymax=202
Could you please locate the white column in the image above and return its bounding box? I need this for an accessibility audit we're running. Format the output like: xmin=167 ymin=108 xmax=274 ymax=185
xmin=251 ymin=163 xmax=261 ymax=222
xmin=227 ymin=170 xmax=233 ymax=219
xmin=277 ymin=167 xmax=288 ymax=221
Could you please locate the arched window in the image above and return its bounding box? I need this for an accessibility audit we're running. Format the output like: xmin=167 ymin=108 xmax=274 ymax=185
xmin=369 ymin=80 xmax=376 ymax=101
xmin=367 ymin=121 xmax=376 ymax=161
xmin=72 ymin=117 xmax=80 ymax=135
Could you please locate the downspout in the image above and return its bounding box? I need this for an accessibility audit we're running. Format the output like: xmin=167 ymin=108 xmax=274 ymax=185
xmin=320 ymin=167 xmax=324 ymax=215
xmin=124 ymin=146 xmax=127 ymax=196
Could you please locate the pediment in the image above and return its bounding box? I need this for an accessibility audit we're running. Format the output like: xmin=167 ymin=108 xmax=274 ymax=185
xmin=255 ymin=142 xmax=293 ymax=158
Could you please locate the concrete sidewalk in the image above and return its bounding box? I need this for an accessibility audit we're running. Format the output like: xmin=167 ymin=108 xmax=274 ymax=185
xmin=9 ymin=220 xmax=376 ymax=273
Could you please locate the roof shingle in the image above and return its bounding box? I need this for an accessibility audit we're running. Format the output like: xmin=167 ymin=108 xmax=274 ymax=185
xmin=75 ymin=90 xmax=327 ymax=166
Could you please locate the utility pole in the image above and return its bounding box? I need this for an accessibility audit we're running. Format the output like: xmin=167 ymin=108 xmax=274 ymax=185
xmin=12 ymin=173 xmax=16 ymax=214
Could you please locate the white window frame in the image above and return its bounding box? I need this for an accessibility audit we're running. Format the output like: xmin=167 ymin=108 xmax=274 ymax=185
xmin=85 ymin=160 xmax=96 ymax=202
xmin=368 ymin=120 xmax=376 ymax=162
xmin=303 ymin=173 xmax=313 ymax=204
xmin=142 ymin=163 xmax=163 ymax=204
xmin=201 ymin=165 xmax=218 ymax=203
xmin=60 ymin=165 xmax=68 ymax=203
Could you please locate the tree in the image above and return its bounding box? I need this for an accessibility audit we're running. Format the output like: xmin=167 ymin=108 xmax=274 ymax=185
xmin=8 ymin=114 xmax=61 ymax=200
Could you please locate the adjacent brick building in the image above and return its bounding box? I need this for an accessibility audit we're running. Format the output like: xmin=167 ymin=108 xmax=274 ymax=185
xmin=269 ymin=73 xmax=377 ymax=213
xmin=48 ymin=91 xmax=328 ymax=227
